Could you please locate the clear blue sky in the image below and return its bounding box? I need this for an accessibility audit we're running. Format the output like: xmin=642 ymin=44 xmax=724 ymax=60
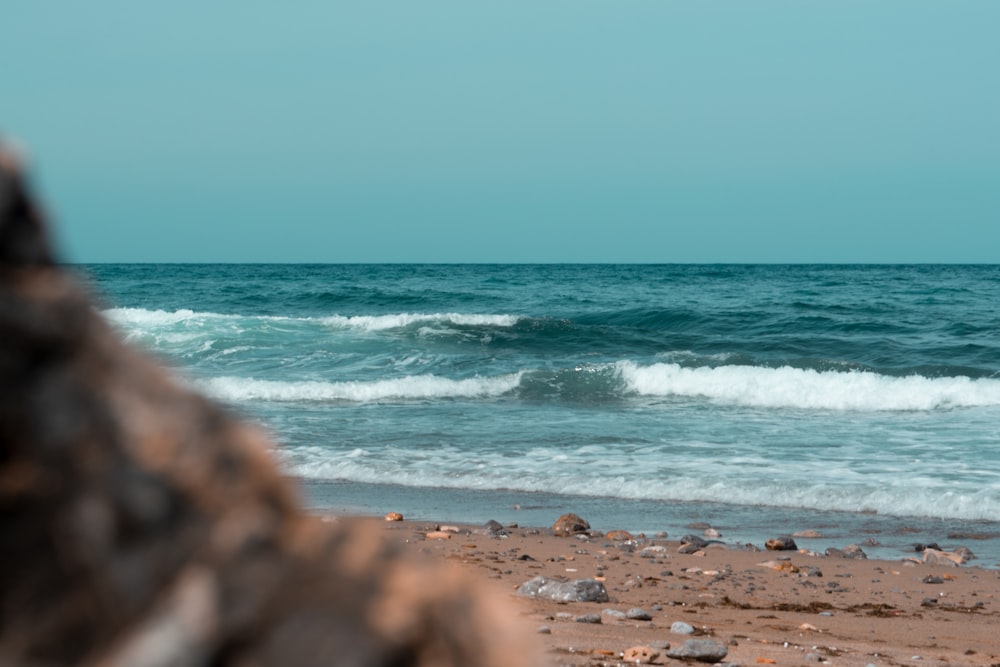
xmin=4 ymin=1 xmax=998 ymax=262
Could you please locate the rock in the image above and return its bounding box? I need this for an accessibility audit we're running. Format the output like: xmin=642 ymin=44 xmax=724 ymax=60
xmin=475 ymin=519 xmax=508 ymax=537
xmin=384 ymin=511 xmax=404 ymax=522
xmin=765 ymin=536 xmax=798 ymax=551
xmin=922 ymin=549 xmax=963 ymax=566
xmin=842 ymin=543 xmax=868 ymax=559
xmin=670 ymin=621 xmax=696 ymax=635
xmin=649 ymin=639 xmax=671 ymax=650
xmin=552 ymin=513 xmax=590 ymax=537
xmin=757 ymin=560 xmax=799 ymax=573
xmin=678 ymin=543 xmax=704 ymax=555
xmin=575 ymin=614 xmax=602 ymax=624
xmin=536 ymin=625 xmax=551 ymax=634
xmin=605 ymin=530 xmax=634 ymax=541
xmin=626 ymin=607 xmax=652 ymax=621
xmin=680 ymin=534 xmax=709 ymax=548
xmin=954 ymin=545 xmax=976 ymax=561
xmin=602 ymin=609 xmax=627 ymax=619
xmin=922 ymin=575 xmax=945 ymax=584
xmin=622 ymin=646 xmax=660 ymax=664
xmin=516 ymin=576 xmax=609 ymax=603
xmin=0 ymin=151 xmax=543 ymax=667
xmin=703 ymin=528 xmax=722 ymax=538
xmin=425 ymin=531 xmax=452 ymax=540
xmin=792 ymin=529 xmax=822 ymax=538
xmin=665 ymin=638 xmax=728 ymax=663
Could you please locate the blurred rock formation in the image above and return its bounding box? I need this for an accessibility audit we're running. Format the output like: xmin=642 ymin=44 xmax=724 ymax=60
xmin=0 ymin=145 xmax=538 ymax=667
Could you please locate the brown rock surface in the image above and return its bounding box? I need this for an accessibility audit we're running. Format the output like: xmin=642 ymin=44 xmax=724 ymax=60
xmin=0 ymin=147 xmax=540 ymax=666
xmin=551 ymin=512 xmax=590 ymax=537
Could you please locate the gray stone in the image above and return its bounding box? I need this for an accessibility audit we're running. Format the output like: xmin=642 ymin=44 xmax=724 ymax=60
xmin=670 ymin=621 xmax=696 ymax=635
xmin=665 ymin=638 xmax=728 ymax=663
xmin=516 ymin=576 xmax=609 ymax=603
xmin=680 ymin=535 xmax=709 ymax=548
xmin=602 ymin=609 xmax=627 ymax=619
xmin=626 ymin=607 xmax=653 ymax=621
xmin=575 ymin=614 xmax=602 ymax=624
xmin=765 ymin=536 xmax=798 ymax=551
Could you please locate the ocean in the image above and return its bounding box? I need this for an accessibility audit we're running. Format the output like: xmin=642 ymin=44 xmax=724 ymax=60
xmin=79 ymin=264 xmax=1000 ymax=564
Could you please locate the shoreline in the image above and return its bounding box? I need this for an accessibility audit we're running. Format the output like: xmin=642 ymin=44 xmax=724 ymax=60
xmin=300 ymin=478 xmax=1000 ymax=568
xmin=336 ymin=513 xmax=1000 ymax=666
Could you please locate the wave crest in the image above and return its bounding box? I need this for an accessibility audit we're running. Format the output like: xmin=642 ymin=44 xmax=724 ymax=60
xmin=616 ymin=361 xmax=1000 ymax=411
xmin=198 ymin=373 xmax=523 ymax=403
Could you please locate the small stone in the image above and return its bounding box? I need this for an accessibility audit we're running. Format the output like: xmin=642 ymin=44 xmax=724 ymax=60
xmin=681 ymin=535 xmax=709 ymax=548
xmin=765 ymin=536 xmax=797 ymax=551
xmin=922 ymin=549 xmax=965 ymax=566
xmin=622 ymin=646 xmax=660 ymax=664
xmin=384 ymin=511 xmax=403 ymax=522
xmin=649 ymin=640 xmax=671 ymax=650
xmin=605 ymin=530 xmax=634 ymax=541
xmin=703 ymin=528 xmax=722 ymax=538
xmin=602 ymin=609 xmax=627 ymax=619
xmin=537 ymin=625 xmax=551 ymax=634
xmin=552 ymin=513 xmax=590 ymax=537
xmin=485 ymin=519 xmax=504 ymax=532
xmin=665 ymin=638 xmax=728 ymax=663
xmin=626 ymin=607 xmax=652 ymax=621
xmin=922 ymin=575 xmax=945 ymax=584
xmin=670 ymin=621 xmax=695 ymax=635
xmin=575 ymin=614 xmax=601 ymax=624
xmin=842 ymin=544 xmax=867 ymax=559
xmin=792 ymin=529 xmax=822 ymax=538
xmin=516 ymin=576 xmax=609 ymax=603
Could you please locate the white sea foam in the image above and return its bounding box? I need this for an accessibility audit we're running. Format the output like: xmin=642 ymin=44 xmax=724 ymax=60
xmin=103 ymin=307 xmax=216 ymax=327
xmin=616 ymin=361 xmax=1000 ymax=411
xmin=197 ymin=372 xmax=523 ymax=403
xmin=104 ymin=308 xmax=520 ymax=332
xmin=283 ymin=444 xmax=1000 ymax=521
xmin=318 ymin=313 xmax=521 ymax=331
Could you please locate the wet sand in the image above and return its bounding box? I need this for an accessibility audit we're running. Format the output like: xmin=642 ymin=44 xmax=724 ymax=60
xmin=372 ymin=517 xmax=1000 ymax=667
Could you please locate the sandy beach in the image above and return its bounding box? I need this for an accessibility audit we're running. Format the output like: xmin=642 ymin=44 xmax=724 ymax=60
xmin=370 ymin=515 xmax=1000 ymax=667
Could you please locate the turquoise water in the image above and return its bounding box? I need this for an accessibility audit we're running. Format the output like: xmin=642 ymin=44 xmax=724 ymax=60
xmin=80 ymin=264 xmax=1000 ymax=562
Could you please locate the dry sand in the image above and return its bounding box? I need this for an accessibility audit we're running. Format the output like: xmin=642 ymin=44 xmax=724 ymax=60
xmin=368 ymin=516 xmax=1000 ymax=667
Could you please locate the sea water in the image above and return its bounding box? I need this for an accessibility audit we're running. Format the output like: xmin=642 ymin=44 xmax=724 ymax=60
xmin=79 ymin=264 xmax=1000 ymax=564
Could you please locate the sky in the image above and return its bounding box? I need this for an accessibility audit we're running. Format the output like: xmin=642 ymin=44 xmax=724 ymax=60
xmin=4 ymin=1 xmax=999 ymax=263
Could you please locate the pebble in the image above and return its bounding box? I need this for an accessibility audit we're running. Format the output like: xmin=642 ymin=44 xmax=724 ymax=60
xmin=605 ymin=530 xmax=634 ymax=541
xmin=575 ymin=614 xmax=602 ymax=624
xmin=670 ymin=621 xmax=695 ymax=635
xmin=765 ymin=536 xmax=798 ymax=551
xmin=424 ymin=531 xmax=451 ymax=540
xmin=626 ymin=607 xmax=652 ymax=621
xmin=552 ymin=513 xmax=590 ymax=537
xmin=516 ymin=576 xmax=609 ymax=603
xmin=792 ymin=529 xmax=823 ymax=538
xmin=602 ymin=609 xmax=627 ymax=619
xmin=665 ymin=638 xmax=728 ymax=663
xmin=383 ymin=511 xmax=403 ymax=522
xmin=622 ymin=646 xmax=659 ymax=664
xmin=536 ymin=625 xmax=551 ymax=634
